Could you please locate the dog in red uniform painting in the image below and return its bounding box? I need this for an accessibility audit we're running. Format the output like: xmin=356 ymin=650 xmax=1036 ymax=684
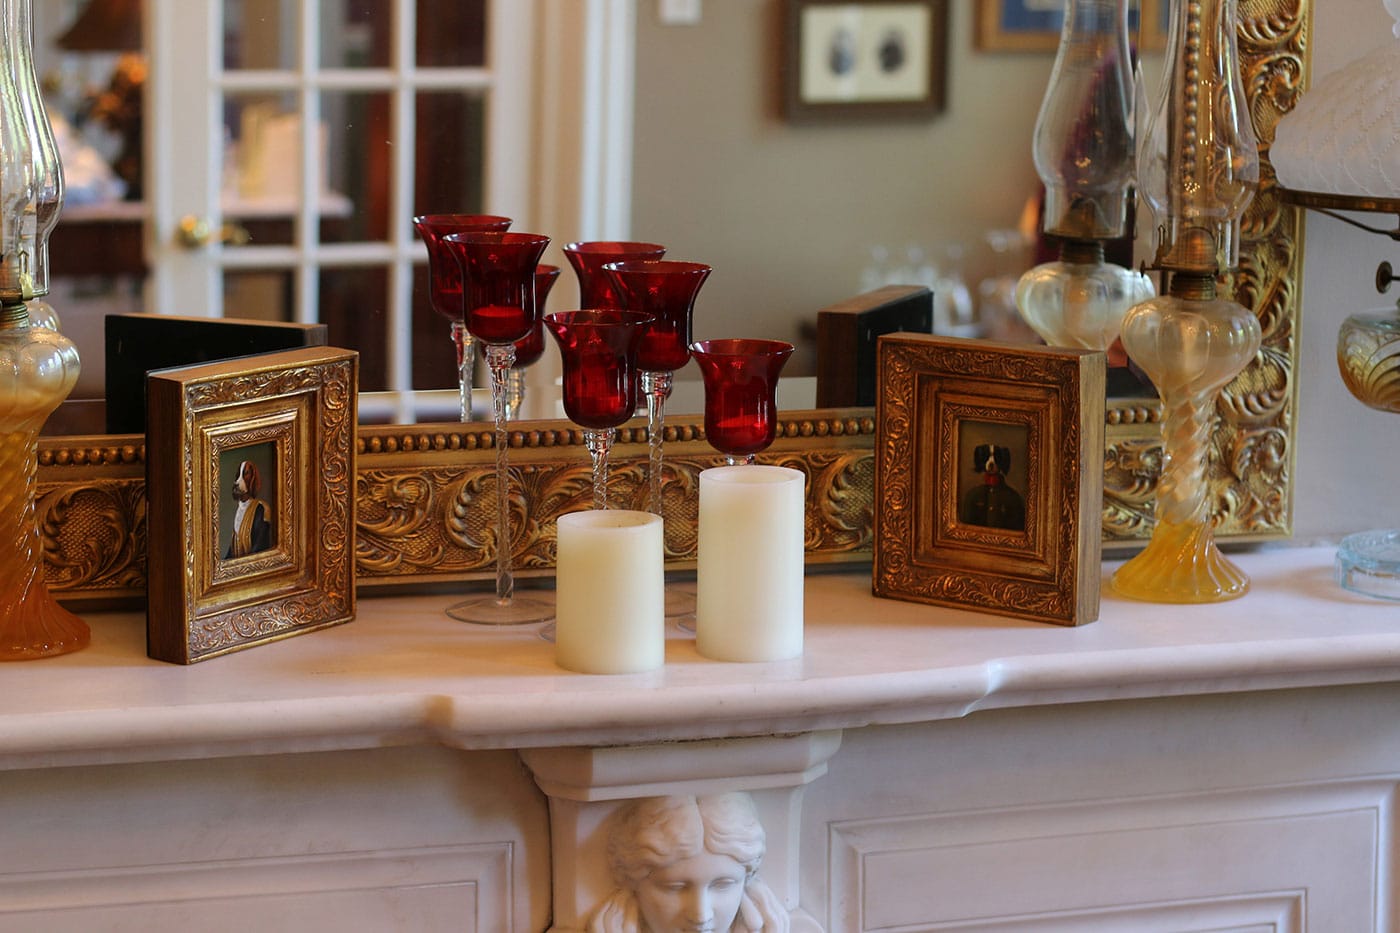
xmin=958 ymin=443 xmax=1026 ymax=532
xmin=226 ymin=459 xmax=273 ymax=559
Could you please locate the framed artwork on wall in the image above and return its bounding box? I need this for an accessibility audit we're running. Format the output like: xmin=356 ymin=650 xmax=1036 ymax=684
xmin=872 ymin=334 xmax=1105 ymax=625
xmin=145 ymin=346 xmax=359 ymax=663
xmin=783 ymin=0 xmax=949 ymax=121
xmin=976 ymin=0 xmax=1168 ymax=53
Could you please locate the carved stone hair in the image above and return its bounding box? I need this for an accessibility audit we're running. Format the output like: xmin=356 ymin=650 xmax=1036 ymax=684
xmin=606 ymin=793 xmax=766 ymax=888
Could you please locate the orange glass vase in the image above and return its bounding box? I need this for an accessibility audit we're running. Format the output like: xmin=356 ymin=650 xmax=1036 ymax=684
xmin=0 ymin=301 xmax=86 ymax=659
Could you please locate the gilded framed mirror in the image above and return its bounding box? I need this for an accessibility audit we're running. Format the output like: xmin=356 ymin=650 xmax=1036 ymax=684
xmin=36 ymin=1 xmax=1308 ymax=603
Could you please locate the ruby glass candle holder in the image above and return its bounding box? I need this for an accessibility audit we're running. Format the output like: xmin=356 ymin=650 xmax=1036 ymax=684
xmin=604 ymin=259 xmax=711 ymax=515
xmin=441 ymin=231 xmax=552 ymax=625
xmin=505 ymin=264 xmax=560 ymax=421
xmin=563 ymin=240 xmax=666 ymax=308
xmin=544 ymin=310 xmax=652 ymax=511
xmin=412 ymin=214 xmax=512 ymax=422
xmin=690 ymin=338 xmax=794 ymax=464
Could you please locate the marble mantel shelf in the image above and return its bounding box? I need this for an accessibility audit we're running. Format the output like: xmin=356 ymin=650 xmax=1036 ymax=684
xmin=4 ymin=545 xmax=1397 ymax=772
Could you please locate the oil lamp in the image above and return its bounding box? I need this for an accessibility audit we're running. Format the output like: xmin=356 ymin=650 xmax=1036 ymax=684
xmin=0 ymin=0 xmax=87 ymax=659
xmin=1111 ymin=0 xmax=1262 ymax=603
xmin=1274 ymin=3 xmax=1400 ymax=600
xmin=1015 ymin=0 xmax=1153 ymax=352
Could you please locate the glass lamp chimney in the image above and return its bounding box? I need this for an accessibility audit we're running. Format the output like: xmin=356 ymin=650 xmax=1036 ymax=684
xmin=1032 ymin=0 xmax=1136 ymax=241
xmin=0 ymin=0 xmax=63 ymax=305
xmin=1137 ymin=0 xmax=1258 ymax=275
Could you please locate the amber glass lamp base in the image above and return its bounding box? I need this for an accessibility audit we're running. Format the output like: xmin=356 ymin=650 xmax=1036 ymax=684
xmin=0 ymin=580 xmax=90 ymax=660
xmin=0 ymin=430 xmax=91 ymax=659
xmin=0 ymin=302 xmax=87 ymax=659
xmin=1112 ymin=518 xmax=1249 ymax=603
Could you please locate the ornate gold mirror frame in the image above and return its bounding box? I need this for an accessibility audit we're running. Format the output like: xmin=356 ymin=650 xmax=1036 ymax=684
xmin=36 ymin=2 xmax=1308 ymax=604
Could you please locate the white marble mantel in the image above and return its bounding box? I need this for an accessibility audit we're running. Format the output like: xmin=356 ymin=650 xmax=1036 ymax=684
xmin=3 ymin=544 xmax=1398 ymax=772
xmin=8 ymin=544 xmax=1400 ymax=931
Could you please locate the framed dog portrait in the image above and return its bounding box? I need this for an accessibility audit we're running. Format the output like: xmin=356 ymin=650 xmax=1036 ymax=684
xmin=145 ymin=346 xmax=359 ymax=663
xmin=873 ymin=334 xmax=1105 ymax=625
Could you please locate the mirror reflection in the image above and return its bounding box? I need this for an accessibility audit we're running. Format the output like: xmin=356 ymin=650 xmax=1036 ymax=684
xmin=36 ymin=0 xmax=1159 ymax=437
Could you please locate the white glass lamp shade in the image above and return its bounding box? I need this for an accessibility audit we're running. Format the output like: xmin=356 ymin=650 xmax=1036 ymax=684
xmin=1273 ymin=22 xmax=1400 ymax=198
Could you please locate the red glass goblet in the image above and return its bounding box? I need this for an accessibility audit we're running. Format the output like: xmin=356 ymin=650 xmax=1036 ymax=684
xmin=604 ymin=259 xmax=711 ymax=515
xmin=441 ymin=231 xmax=552 ymax=625
xmin=544 ymin=310 xmax=652 ymax=511
xmin=690 ymin=338 xmax=795 ymax=465
xmin=412 ymin=214 xmax=511 ymax=422
xmin=505 ymin=264 xmax=561 ymax=421
xmin=563 ymin=240 xmax=666 ymax=308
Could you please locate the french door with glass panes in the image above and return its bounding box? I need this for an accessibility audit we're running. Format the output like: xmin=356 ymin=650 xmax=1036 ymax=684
xmin=147 ymin=0 xmax=636 ymax=420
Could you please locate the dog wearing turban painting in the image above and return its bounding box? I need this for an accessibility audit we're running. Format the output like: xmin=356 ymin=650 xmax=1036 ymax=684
xmin=226 ymin=459 xmax=273 ymax=559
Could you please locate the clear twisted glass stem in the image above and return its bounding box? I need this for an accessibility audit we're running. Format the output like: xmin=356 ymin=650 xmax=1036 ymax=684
xmin=640 ymin=370 xmax=672 ymax=515
xmin=1154 ymin=383 xmax=1213 ymax=527
xmin=584 ymin=429 xmax=613 ymax=511
xmin=725 ymin=454 xmax=756 ymax=466
xmin=451 ymin=321 xmax=476 ymax=422
xmin=485 ymin=343 xmax=516 ymax=604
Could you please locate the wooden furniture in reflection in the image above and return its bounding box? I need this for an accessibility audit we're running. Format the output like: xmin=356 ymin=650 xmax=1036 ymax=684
xmin=49 ymin=201 xmax=147 ymax=278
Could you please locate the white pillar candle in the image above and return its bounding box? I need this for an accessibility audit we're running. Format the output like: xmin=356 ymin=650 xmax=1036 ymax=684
xmin=554 ymin=510 xmax=665 ymax=675
xmin=695 ymin=465 xmax=806 ymax=662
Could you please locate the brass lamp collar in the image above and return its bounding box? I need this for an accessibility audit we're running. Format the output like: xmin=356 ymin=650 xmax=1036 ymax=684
xmin=1058 ymin=238 xmax=1106 ymax=265
xmin=0 ymin=298 xmax=29 ymax=329
xmin=1166 ymin=271 xmax=1217 ymax=302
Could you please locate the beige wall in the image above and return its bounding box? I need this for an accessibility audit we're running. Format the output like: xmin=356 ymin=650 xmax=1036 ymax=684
xmin=631 ymin=0 xmax=1056 ymax=373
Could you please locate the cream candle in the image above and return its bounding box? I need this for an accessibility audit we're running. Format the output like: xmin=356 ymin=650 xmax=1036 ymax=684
xmin=554 ymin=509 xmax=665 ymax=675
xmin=695 ymin=465 xmax=805 ymax=662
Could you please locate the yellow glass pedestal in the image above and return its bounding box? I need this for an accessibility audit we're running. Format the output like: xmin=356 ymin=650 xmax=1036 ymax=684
xmin=1112 ymin=518 xmax=1249 ymax=604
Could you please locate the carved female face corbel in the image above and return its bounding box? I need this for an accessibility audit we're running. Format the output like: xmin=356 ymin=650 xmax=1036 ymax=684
xmin=588 ymin=792 xmax=790 ymax=933
xmin=633 ymin=849 xmax=748 ymax=932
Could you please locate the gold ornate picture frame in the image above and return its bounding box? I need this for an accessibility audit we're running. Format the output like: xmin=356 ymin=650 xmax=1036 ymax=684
xmin=873 ymin=335 xmax=1105 ymax=625
xmin=145 ymin=347 xmax=358 ymax=663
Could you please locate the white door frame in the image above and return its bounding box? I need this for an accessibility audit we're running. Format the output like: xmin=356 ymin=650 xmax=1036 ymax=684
xmin=145 ymin=0 xmax=636 ymax=321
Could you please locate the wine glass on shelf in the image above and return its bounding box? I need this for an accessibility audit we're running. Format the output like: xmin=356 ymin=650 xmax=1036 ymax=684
xmin=563 ymin=240 xmax=667 ymax=307
xmin=441 ymin=230 xmax=552 ymax=625
xmin=505 ymin=264 xmax=561 ymax=421
xmin=604 ymin=260 xmax=712 ymax=515
xmin=543 ymin=310 xmax=653 ymax=511
xmin=413 ymin=214 xmax=512 ymax=422
xmin=690 ymin=338 xmax=795 ymax=465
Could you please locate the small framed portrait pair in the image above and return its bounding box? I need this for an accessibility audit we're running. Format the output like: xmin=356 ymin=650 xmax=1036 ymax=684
xmin=783 ymin=0 xmax=949 ymax=121
xmin=873 ymin=334 xmax=1105 ymax=625
xmin=146 ymin=347 xmax=359 ymax=663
